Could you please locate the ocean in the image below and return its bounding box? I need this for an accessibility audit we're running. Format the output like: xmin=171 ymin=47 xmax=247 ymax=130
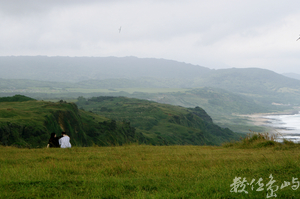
xmin=262 ymin=112 xmax=300 ymax=143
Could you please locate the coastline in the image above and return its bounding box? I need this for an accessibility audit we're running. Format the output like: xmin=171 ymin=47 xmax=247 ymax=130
xmin=240 ymin=109 xmax=300 ymax=142
xmin=240 ymin=109 xmax=299 ymax=134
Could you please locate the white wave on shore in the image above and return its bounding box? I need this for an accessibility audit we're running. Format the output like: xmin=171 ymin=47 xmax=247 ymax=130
xmin=262 ymin=113 xmax=300 ymax=143
xmin=244 ymin=111 xmax=300 ymax=143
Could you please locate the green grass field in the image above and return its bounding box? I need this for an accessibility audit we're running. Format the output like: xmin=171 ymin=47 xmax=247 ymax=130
xmin=1 ymin=135 xmax=300 ymax=198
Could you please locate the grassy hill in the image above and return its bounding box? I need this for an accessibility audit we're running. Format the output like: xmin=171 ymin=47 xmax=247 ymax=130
xmin=76 ymin=96 xmax=242 ymax=146
xmin=68 ymin=87 xmax=281 ymax=134
xmin=144 ymin=87 xmax=283 ymax=133
xmin=0 ymin=95 xmax=241 ymax=148
xmin=0 ymin=94 xmax=36 ymax=102
xmin=0 ymin=95 xmax=137 ymax=148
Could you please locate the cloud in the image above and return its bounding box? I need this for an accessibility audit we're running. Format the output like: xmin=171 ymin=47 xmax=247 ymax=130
xmin=0 ymin=0 xmax=300 ymax=73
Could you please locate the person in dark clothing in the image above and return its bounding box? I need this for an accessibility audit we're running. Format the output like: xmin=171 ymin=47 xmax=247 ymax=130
xmin=47 ymin=133 xmax=61 ymax=148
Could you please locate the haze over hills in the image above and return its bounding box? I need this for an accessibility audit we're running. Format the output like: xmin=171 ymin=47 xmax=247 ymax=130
xmin=1 ymin=56 xmax=299 ymax=87
xmin=2 ymin=56 xmax=300 ymax=106
xmin=0 ymin=56 xmax=211 ymax=82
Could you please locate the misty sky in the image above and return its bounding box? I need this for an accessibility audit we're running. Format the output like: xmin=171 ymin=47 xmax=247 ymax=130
xmin=1 ymin=0 xmax=300 ymax=73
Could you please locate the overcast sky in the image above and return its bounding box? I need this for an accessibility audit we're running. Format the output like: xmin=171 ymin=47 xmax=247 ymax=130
xmin=1 ymin=0 xmax=300 ymax=73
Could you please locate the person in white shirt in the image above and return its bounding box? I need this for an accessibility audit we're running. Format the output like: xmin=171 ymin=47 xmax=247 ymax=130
xmin=59 ymin=132 xmax=72 ymax=148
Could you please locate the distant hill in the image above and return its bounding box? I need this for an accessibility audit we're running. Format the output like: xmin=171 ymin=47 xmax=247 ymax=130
xmin=76 ymin=96 xmax=242 ymax=146
xmin=194 ymin=68 xmax=300 ymax=105
xmin=0 ymin=94 xmax=36 ymax=102
xmin=0 ymin=56 xmax=211 ymax=82
xmin=2 ymin=56 xmax=300 ymax=106
xmin=197 ymin=68 xmax=300 ymax=94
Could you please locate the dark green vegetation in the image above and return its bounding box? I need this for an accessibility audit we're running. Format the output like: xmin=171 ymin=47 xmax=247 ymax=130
xmin=77 ymin=96 xmax=242 ymax=146
xmin=0 ymin=94 xmax=36 ymax=102
xmin=0 ymin=95 xmax=241 ymax=147
xmin=0 ymin=96 xmax=137 ymax=148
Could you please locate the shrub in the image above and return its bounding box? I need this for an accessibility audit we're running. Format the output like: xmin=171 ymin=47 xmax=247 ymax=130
xmin=222 ymin=131 xmax=282 ymax=149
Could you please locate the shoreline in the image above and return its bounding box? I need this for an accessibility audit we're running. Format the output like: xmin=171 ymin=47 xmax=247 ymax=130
xmin=240 ymin=109 xmax=300 ymax=135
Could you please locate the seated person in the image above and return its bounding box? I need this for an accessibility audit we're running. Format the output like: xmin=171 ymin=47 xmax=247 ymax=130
xmin=59 ymin=132 xmax=72 ymax=148
xmin=47 ymin=133 xmax=61 ymax=148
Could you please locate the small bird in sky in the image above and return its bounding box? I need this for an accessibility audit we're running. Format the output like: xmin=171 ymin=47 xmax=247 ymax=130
xmin=119 ymin=26 xmax=122 ymax=33
xmin=297 ymin=35 xmax=300 ymax=41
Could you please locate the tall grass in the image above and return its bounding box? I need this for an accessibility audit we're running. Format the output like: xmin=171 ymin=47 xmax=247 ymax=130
xmin=1 ymin=139 xmax=300 ymax=198
xmin=222 ymin=131 xmax=298 ymax=149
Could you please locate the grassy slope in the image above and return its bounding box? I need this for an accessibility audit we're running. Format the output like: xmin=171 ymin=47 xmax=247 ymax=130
xmin=72 ymin=88 xmax=276 ymax=134
xmin=77 ymin=96 xmax=242 ymax=146
xmin=150 ymin=87 xmax=285 ymax=133
xmin=0 ymin=96 xmax=137 ymax=148
xmin=1 ymin=140 xmax=300 ymax=198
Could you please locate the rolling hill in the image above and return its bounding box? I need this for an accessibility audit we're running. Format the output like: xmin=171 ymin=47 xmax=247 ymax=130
xmin=76 ymin=96 xmax=242 ymax=146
